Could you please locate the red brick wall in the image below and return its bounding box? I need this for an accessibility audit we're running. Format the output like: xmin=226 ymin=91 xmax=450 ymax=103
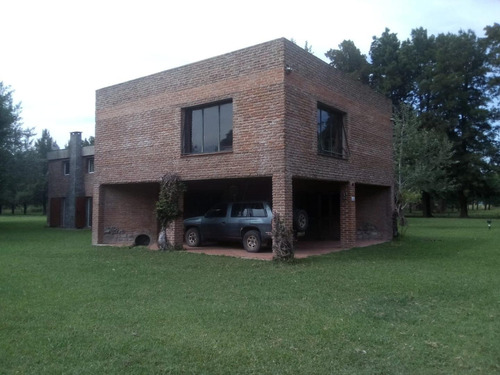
xmin=283 ymin=41 xmax=393 ymax=186
xmin=94 ymin=38 xmax=394 ymax=245
xmin=98 ymin=183 xmax=158 ymax=245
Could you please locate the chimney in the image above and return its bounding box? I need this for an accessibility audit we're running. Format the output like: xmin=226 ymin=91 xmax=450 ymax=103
xmin=64 ymin=132 xmax=84 ymax=228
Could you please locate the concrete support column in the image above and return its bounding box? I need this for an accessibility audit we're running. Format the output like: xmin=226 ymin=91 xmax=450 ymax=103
xmin=272 ymin=172 xmax=293 ymax=229
xmin=166 ymin=194 xmax=185 ymax=248
xmin=340 ymin=181 xmax=356 ymax=248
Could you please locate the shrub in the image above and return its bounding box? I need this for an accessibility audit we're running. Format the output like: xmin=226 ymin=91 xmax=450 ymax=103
xmin=155 ymin=173 xmax=185 ymax=250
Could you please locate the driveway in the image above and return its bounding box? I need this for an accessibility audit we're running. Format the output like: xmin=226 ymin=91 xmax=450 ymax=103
xmin=184 ymin=239 xmax=387 ymax=260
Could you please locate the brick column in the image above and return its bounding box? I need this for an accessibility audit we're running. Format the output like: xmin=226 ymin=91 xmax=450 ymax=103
xmin=340 ymin=181 xmax=356 ymax=248
xmin=272 ymin=172 xmax=293 ymax=229
xmin=166 ymin=194 xmax=185 ymax=248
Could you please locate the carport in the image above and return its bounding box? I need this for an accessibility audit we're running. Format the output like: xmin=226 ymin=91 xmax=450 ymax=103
xmin=183 ymin=177 xmax=272 ymax=219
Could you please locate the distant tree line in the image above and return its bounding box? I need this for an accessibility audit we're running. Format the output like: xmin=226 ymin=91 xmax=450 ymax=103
xmin=0 ymin=82 xmax=94 ymax=215
xmin=325 ymin=24 xmax=500 ymax=217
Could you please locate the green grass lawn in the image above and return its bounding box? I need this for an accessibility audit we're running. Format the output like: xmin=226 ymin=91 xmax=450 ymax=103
xmin=1 ymin=216 xmax=499 ymax=374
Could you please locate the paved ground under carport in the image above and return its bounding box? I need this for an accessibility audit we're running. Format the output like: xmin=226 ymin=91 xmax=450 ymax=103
xmin=184 ymin=239 xmax=387 ymax=260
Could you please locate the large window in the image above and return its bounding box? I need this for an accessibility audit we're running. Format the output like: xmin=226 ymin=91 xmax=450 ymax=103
xmin=183 ymin=101 xmax=233 ymax=154
xmin=317 ymin=104 xmax=348 ymax=158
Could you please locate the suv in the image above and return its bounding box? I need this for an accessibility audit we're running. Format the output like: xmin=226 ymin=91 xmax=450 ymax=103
xmin=183 ymin=202 xmax=308 ymax=252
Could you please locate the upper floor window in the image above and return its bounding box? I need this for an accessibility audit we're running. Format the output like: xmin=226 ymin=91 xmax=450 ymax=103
xmin=87 ymin=157 xmax=94 ymax=173
xmin=317 ymin=104 xmax=349 ymax=158
xmin=63 ymin=160 xmax=70 ymax=175
xmin=183 ymin=101 xmax=233 ymax=154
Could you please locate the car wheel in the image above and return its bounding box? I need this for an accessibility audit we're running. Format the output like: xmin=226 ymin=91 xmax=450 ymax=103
xmin=185 ymin=227 xmax=201 ymax=247
xmin=294 ymin=209 xmax=309 ymax=232
xmin=243 ymin=230 xmax=261 ymax=252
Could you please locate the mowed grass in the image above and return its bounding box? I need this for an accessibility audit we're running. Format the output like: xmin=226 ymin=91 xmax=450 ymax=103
xmin=0 ymin=216 xmax=499 ymax=374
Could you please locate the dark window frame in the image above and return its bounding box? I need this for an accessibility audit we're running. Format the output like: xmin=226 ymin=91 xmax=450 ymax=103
xmin=87 ymin=157 xmax=94 ymax=173
xmin=63 ymin=160 xmax=70 ymax=175
xmin=317 ymin=103 xmax=349 ymax=159
xmin=182 ymin=100 xmax=233 ymax=155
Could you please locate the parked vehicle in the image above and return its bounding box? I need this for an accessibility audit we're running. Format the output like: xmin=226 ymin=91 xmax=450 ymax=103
xmin=183 ymin=201 xmax=308 ymax=252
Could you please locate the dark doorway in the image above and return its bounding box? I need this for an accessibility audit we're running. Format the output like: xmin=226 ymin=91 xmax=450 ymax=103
xmin=49 ymin=198 xmax=64 ymax=227
xmin=294 ymin=179 xmax=342 ymax=240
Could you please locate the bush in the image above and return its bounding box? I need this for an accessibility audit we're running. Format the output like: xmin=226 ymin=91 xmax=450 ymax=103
xmin=155 ymin=173 xmax=185 ymax=250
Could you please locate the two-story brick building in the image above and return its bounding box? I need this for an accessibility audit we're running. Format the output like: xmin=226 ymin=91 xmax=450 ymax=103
xmin=47 ymin=131 xmax=94 ymax=228
xmin=93 ymin=38 xmax=394 ymax=249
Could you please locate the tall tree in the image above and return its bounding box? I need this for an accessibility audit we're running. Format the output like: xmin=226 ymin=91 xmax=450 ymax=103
xmin=369 ymin=28 xmax=414 ymax=106
xmin=325 ymin=40 xmax=370 ymax=84
xmin=34 ymin=130 xmax=58 ymax=214
xmin=393 ymin=105 xmax=454 ymax=221
xmin=328 ymin=26 xmax=500 ymax=216
xmin=0 ymin=83 xmax=33 ymax=213
xmin=430 ymin=30 xmax=495 ymax=216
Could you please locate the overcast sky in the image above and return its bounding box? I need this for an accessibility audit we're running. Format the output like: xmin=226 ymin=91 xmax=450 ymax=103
xmin=2 ymin=0 xmax=499 ymax=147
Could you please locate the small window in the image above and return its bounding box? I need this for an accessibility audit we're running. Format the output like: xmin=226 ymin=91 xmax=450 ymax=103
xmin=317 ymin=104 xmax=349 ymax=158
xmin=87 ymin=157 xmax=94 ymax=173
xmin=63 ymin=161 xmax=70 ymax=175
xmin=183 ymin=101 xmax=233 ymax=154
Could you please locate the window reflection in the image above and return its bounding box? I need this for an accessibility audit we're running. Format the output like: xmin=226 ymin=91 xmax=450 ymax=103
xmin=183 ymin=101 xmax=233 ymax=154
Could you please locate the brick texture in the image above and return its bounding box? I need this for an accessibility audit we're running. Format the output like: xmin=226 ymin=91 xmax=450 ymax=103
xmin=94 ymin=38 xmax=393 ymax=247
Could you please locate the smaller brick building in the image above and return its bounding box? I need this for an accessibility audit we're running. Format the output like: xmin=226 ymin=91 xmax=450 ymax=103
xmin=47 ymin=132 xmax=94 ymax=228
xmin=94 ymin=38 xmax=394 ymax=248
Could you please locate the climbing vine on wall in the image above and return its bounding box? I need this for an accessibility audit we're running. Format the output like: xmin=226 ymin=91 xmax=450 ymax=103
xmin=155 ymin=173 xmax=185 ymax=250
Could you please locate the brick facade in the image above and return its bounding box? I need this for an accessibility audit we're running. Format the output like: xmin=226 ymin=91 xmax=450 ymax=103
xmin=94 ymin=38 xmax=393 ymax=248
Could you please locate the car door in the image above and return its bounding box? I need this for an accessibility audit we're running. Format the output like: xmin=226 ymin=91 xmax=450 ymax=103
xmin=200 ymin=203 xmax=228 ymax=240
xmin=225 ymin=203 xmax=251 ymax=240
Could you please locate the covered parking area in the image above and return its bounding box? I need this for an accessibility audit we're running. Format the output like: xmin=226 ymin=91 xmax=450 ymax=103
xmin=180 ymin=176 xmax=392 ymax=250
xmin=95 ymin=176 xmax=392 ymax=251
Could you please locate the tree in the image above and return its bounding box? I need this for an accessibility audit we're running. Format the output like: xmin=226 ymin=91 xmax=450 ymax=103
xmin=393 ymin=105 xmax=454 ymax=222
xmin=325 ymin=40 xmax=370 ymax=83
xmin=327 ymin=26 xmax=500 ymax=216
xmin=82 ymin=136 xmax=95 ymax=146
xmin=428 ymin=30 xmax=496 ymax=216
xmin=33 ymin=130 xmax=58 ymax=214
xmin=369 ymin=28 xmax=414 ymax=106
xmin=0 ymin=83 xmax=34 ymax=213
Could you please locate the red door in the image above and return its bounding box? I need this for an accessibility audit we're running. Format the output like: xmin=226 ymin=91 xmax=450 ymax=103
xmin=75 ymin=197 xmax=86 ymax=229
xmin=49 ymin=198 xmax=63 ymax=227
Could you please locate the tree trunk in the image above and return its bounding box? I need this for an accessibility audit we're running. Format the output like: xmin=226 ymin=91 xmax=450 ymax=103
xmin=458 ymin=190 xmax=468 ymax=218
xmin=23 ymin=203 xmax=27 ymax=215
xmin=11 ymin=204 xmax=15 ymax=215
xmin=422 ymin=191 xmax=433 ymax=217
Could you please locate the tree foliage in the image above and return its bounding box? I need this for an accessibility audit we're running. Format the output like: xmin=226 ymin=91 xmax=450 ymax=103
xmin=325 ymin=40 xmax=370 ymax=83
xmin=0 ymin=82 xmax=59 ymax=214
xmin=393 ymin=105 xmax=454 ymax=220
xmin=326 ymin=24 xmax=500 ymax=216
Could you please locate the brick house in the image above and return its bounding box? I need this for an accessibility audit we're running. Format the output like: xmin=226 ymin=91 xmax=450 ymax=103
xmin=47 ymin=132 xmax=94 ymax=228
xmin=93 ymin=38 xmax=394 ymax=248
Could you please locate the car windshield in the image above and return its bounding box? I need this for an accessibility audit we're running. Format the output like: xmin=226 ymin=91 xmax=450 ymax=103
xmin=205 ymin=203 xmax=227 ymax=218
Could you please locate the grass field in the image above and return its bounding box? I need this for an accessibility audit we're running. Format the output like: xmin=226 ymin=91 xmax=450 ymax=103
xmin=1 ymin=216 xmax=499 ymax=374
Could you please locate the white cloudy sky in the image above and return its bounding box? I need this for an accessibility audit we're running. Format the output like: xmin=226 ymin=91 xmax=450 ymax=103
xmin=2 ymin=0 xmax=499 ymax=147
